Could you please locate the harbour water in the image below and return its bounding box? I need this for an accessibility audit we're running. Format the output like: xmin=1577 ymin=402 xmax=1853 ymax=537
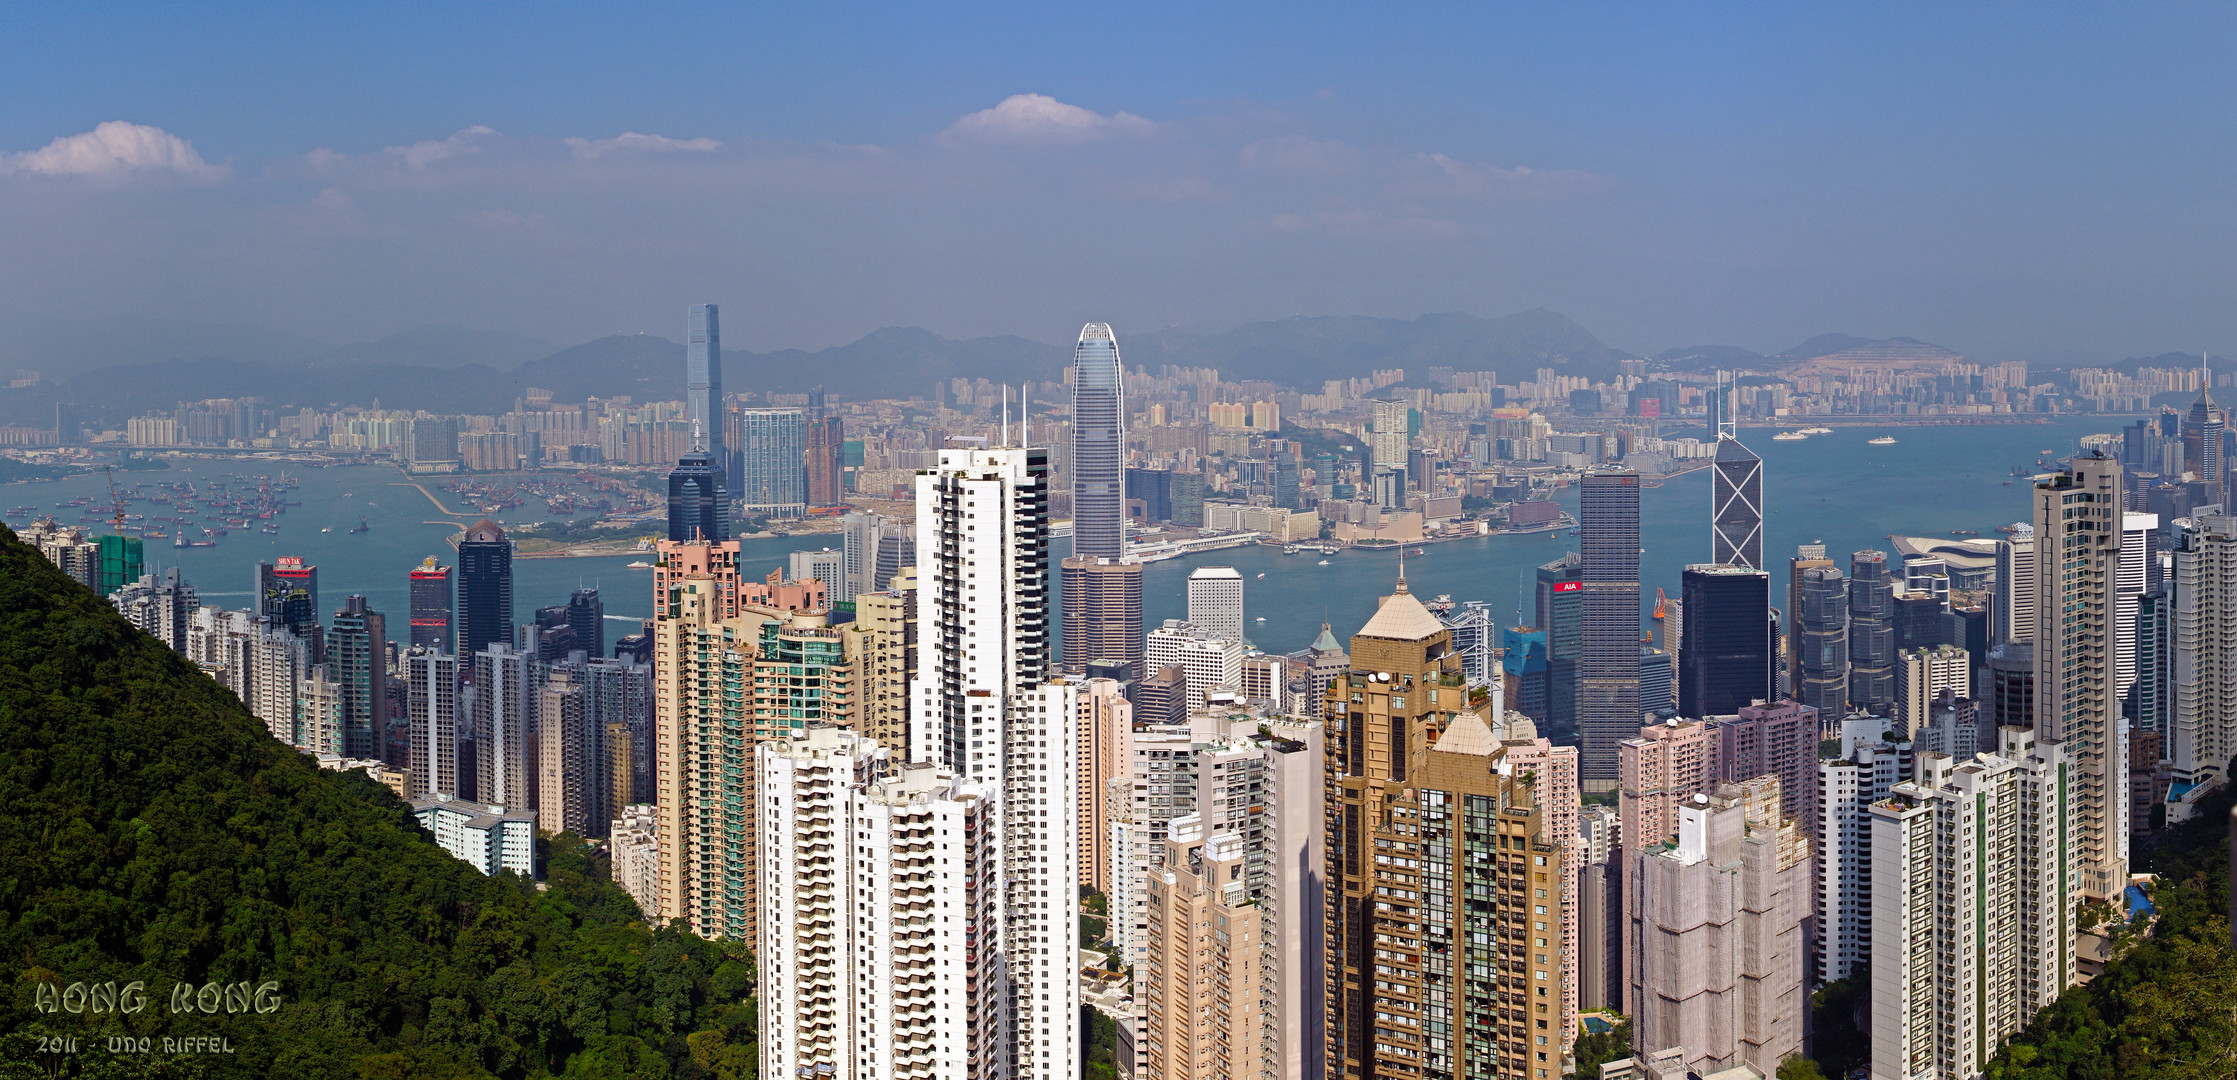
xmin=2 ymin=417 xmax=2118 ymax=656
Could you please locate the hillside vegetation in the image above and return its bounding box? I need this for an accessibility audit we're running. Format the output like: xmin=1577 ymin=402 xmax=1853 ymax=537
xmin=1984 ymin=776 xmax=2237 ymax=1079
xmin=0 ymin=523 xmax=756 ymax=1079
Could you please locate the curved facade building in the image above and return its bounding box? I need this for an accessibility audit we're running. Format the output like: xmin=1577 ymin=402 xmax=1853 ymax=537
xmin=1070 ymin=323 xmax=1126 ymax=560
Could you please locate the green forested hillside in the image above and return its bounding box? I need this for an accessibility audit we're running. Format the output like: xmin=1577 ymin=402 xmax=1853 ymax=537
xmin=1985 ymin=777 xmax=2237 ymax=1079
xmin=0 ymin=523 xmax=756 ymax=1079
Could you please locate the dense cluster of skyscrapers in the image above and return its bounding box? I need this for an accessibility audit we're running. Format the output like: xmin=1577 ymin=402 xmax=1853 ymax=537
xmin=45 ymin=307 xmax=2237 ymax=1080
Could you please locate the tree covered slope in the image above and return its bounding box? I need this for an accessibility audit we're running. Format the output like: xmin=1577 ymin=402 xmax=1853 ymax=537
xmin=0 ymin=523 xmax=755 ymax=1079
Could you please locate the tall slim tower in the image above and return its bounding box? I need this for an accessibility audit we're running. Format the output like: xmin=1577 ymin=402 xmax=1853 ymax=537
xmin=687 ymin=303 xmax=725 ymax=481
xmin=406 ymin=648 xmax=460 ymax=798
xmin=2182 ymin=365 xmax=2222 ymax=493
xmin=2115 ymin=512 xmax=2158 ymax=706
xmin=1579 ymin=468 xmax=1643 ymax=790
xmin=1847 ymin=551 xmax=1896 ymax=715
xmin=408 ymin=556 xmax=453 ymax=653
xmin=456 ymin=520 xmax=514 ymax=661
xmin=1071 ymin=323 xmax=1126 ymax=560
xmin=2033 ymin=455 xmax=2127 ymax=904
xmin=1711 ymin=434 xmax=1764 ymax=570
xmin=329 ymin=595 xmax=388 ymax=759
xmin=1063 ymin=322 xmax=1143 ymax=685
xmin=1793 ymin=564 xmax=1849 ymax=717
xmin=909 ymin=440 xmax=1079 ymax=1080
xmin=1326 ymin=589 xmax=1567 ymax=1080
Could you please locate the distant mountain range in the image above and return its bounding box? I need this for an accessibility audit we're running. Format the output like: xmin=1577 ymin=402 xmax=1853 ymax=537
xmin=0 ymin=308 xmax=1655 ymax=425
xmin=1126 ymin=309 xmax=1639 ymax=386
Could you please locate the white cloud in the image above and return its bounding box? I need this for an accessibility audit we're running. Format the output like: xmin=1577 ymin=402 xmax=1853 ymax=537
xmin=941 ymin=94 xmax=1154 ymax=145
xmin=0 ymin=121 xmax=225 ymax=180
xmin=563 ymin=132 xmax=721 ymax=159
xmin=384 ymin=126 xmax=500 ymax=170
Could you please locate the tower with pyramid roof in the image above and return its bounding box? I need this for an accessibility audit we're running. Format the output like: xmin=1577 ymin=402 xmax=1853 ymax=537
xmin=1325 ymin=571 xmax=1563 ymax=1079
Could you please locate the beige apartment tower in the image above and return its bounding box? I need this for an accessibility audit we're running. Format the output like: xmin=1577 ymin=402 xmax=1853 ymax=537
xmin=1078 ymin=676 xmax=1131 ymax=894
xmin=653 ymin=537 xmax=856 ymax=940
xmin=2031 ymin=456 xmax=2127 ymax=903
xmin=852 ymin=565 xmax=916 ymax=756
xmin=1142 ymin=815 xmax=1265 ymax=1080
xmin=1326 ymin=573 xmax=1567 ymax=1080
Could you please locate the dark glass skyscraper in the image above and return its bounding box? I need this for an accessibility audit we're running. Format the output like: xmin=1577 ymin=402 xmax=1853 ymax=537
xmin=686 ymin=303 xmax=725 ymax=491
xmin=257 ymin=556 xmax=321 ymax=661
xmin=1711 ymin=435 xmax=1764 ymax=569
xmin=1070 ymin=323 xmax=1125 ymax=559
xmin=1848 ymin=549 xmax=1896 ymax=713
xmin=568 ymin=587 xmax=605 ymax=660
xmin=330 ymin=595 xmax=388 ymax=758
xmin=1534 ymin=551 xmax=1583 ymax=737
xmin=2183 ymin=381 xmax=2222 ymax=492
xmin=457 ymin=519 xmax=513 ymax=662
xmin=666 ymin=449 xmax=728 ymax=542
xmin=408 ymin=556 xmax=453 ymax=653
xmin=1578 ymin=468 xmax=1642 ymax=789
xmin=1679 ymin=564 xmax=1772 ymax=717
xmin=1794 ymin=564 xmax=1849 ymax=717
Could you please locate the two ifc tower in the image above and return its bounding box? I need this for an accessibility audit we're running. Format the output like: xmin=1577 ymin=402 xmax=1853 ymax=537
xmin=659 ymin=312 xmax=1140 ymax=678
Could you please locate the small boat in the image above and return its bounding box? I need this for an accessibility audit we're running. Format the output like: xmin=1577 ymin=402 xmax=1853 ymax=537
xmin=320 ymin=527 xmax=330 ymax=533
xmin=1802 ymin=426 xmax=1833 ymax=435
xmin=1255 ymin=572 xmax=1266 ymax=579
xmin=627 ymin=560 xmax=653 ymax=569
xmin=1318 ymin=559 xmax=1331 ymax=566
xmin=1254 ymin=616 xmax=1267 ymax=622
xmin=1867 ymin=436 xmax=1896 ymax=446
xmin=349 ymin=517 xmax=369 ymax=534
xmin=1411 ymin=548 xmax=1426 ymax=556
xmin=1772 ymin=431 xmax=1807 ymax=441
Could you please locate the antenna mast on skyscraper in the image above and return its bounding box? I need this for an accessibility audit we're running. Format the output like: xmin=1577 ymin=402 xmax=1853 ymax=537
xmin=1716 ymin=370 xmax=1736 ymax=442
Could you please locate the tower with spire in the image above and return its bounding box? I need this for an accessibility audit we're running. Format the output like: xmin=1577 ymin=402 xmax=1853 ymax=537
xmin=2185 ymin=353 xmax=2223 ymax=494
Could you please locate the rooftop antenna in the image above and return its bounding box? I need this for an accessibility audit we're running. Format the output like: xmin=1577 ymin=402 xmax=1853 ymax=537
xmin=1397 ymin=545 xmax=1407 ymax=594
xmin=1001 ymin=385 xmax=1010 ymax=448
xmin=1716 ymin=370 xmax=1736 ymax=442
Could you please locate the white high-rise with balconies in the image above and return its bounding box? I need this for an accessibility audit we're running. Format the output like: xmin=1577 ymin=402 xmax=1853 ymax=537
xmin=759 ymin=727 xmax=1002 ymax=1080
xmin=908 ymin=440 xmax=1079 ymax=1080
xmin=1869 ymin=730 xmax=2073 ymax=1080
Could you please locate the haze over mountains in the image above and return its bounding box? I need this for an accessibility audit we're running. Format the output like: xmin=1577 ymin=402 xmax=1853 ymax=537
xmin=0 ymin=308 xmax=2210 ymax=429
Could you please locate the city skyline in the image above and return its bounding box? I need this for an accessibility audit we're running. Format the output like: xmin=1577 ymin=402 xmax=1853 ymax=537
xmin=7 ymin=8 xmax=2231 ymax=1077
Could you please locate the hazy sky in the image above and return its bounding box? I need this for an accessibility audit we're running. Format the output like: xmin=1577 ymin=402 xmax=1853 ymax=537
xmin=6 ymin=4 xmax=2237 ymax=365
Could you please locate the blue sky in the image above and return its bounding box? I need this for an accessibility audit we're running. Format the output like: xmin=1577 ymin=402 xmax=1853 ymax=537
xmin=4 ymin=3 xmax=2237 ymax=364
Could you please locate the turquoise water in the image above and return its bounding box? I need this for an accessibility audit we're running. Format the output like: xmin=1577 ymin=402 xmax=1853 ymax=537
xmin=3 ymin=418 xmax=2119 ymax=656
